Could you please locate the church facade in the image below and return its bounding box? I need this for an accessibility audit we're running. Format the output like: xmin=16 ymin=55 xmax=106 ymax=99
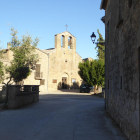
xmin=0 ymin=31 xmax=83 ymax=91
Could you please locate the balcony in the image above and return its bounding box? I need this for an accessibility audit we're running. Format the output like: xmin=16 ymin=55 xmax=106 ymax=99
xmin=34 ymin=72 xmax=43 ymax=80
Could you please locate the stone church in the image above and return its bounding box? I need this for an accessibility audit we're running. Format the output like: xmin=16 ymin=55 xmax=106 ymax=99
xmin=0 ymin=31 xmax=83 ymax=91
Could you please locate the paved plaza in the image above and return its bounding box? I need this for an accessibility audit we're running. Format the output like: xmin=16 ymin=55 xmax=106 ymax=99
xmin=0 ymin=90 xmax=128 ymax=140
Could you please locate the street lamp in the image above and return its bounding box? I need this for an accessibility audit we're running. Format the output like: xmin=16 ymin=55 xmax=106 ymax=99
xmin=90 ymin=32 xmax=96 ymax=44
xmin=90 ymin=32 xmax=105 ymax=46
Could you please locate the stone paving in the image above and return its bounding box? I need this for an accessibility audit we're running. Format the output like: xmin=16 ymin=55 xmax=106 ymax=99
xmin=0 ymin=91 xmax=128 ymax=140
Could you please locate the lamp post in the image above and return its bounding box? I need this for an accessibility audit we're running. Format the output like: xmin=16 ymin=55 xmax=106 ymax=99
xmin=90 ymin=32 xmax=105 ymax=45
xmin=91 ymin=32 xmax=106 ymax=109
xmin=90 ymin=32 xmax=96 ymax=44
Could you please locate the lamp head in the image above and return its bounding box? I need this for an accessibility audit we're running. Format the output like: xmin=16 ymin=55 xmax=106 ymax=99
xmin=90 ymin=32 xmax=96 ymax=44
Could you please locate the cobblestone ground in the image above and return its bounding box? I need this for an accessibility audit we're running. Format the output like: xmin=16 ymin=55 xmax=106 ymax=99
xmin=0 ymin=91 xmax=128 ymax=140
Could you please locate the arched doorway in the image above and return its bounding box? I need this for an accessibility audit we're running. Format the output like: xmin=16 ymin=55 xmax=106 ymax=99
xmin=62 ymin=73 xmax=68 ymax=89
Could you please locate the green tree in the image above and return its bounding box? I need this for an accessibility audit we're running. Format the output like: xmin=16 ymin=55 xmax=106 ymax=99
xmin=78 ymin=59 xmax=105 ymax=89
xmin=95 ymin=29 xmax=105 ymax=60
xmin=3 ymin=27 xmax=39 ymax=105
xmin=0 ymin=45 xmax=4 ymax=83
xmin=78 ymin=60 xmax=92 ymax=86
xmin=91 ymin=59 xmax=105 ymax=86
xmin=0 ymin=60 xmax=4 ymax=83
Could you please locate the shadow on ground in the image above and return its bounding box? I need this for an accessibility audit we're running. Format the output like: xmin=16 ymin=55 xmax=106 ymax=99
xmin=54 ymin=89 xmax=80 ymax=93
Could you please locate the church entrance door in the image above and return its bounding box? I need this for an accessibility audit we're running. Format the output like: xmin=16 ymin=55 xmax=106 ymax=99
xmin=62 ymin=77 xmax=67 ymax=89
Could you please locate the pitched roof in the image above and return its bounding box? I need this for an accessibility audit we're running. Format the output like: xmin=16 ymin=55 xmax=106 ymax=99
xmin=83 ymin=57 xmax=94 ymax=62
xmin=42 ymin=48 xmax=55 ymax=54
xmin=55 ymin=31 xmax=76 ymax=38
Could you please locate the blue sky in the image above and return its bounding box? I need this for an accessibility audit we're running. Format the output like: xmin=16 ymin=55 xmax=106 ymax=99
xmin=0 ymin=0 xmax=105 ymax=59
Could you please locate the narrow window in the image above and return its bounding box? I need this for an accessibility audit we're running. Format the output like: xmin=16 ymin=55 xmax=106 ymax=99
xmin=68 ymin=37 xmax=72 ymax=49
xmin=108 ymin=79 xmax=109 ymax=89
xmin=35 ymin=64 xmax=41 ymax=77
xmin=120 ymin=76 xmax=122 ymax=89
xmin=138 ymin=47 xmax=140 ymax=91
xmin=128 ymin=0 xmax=132 ymax=8
xmin=61 ymin=35 xmax=64 ymax=47
xmin=107 ymin=21 xmax=110 ymax=44
xmin=116 ymin=0 xmax=123 ymax=28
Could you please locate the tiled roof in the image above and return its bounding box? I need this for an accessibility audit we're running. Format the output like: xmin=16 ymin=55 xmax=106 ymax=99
xmin=42 ymin=48 xmax=55 ymax=54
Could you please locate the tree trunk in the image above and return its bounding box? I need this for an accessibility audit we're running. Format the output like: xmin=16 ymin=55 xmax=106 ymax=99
xmin=94 ymin=85 xmax=96 ymax=93
xmin=5 ymin=77 xmax=11 ymax=105
xmin=94 ymin=85 xmax=98 ymax=93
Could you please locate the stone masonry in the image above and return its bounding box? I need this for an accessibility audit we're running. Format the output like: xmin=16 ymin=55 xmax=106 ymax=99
xmin=0 ymin=31 xmax=83 ymax=92
xmin=100 ymin=0 xmax=140 ymax=140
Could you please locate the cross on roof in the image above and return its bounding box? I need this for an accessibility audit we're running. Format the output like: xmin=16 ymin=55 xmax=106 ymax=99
xmin=65 ymin=24 xmax=68 ymax=31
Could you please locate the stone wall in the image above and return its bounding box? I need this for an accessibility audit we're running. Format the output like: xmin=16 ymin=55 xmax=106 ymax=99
xmin=8 ymin=85 xmax=39 ymax=109
xmin=23 ymin=49 xmax=49 ymax=92
xmin=103 ymin=0 xmax=140 ymax=139
xmin=47 ymin=31 xmax=82 ymax=91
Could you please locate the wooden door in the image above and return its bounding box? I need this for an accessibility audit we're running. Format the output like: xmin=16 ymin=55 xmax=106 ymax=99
xmin=62 ymin=77 xmax=67 ymax=89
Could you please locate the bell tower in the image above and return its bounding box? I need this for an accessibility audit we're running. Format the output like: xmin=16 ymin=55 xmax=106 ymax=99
xmin=55 ymin=31 xmax=76 ymax=52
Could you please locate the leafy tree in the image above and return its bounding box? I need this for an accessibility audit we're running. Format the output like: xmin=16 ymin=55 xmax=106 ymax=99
xmin=0 ymin=60 xmax=4 ymax=83
xmin=95 ymin=29 xmax=105 ymax=60
xmin=2 ymin=27 xmax=39 ymax=105
xmin=91 ymin=59 xmax=105 ymax=86
xmin=78 ymin=30 xmax=105 ymax=91
xmin=78 ymin=60 xmax=92 ymax=86
xmin=78 ymin=59 xmax=105 ymax=89
xmin=0 ymin=45 xmax=4 ymax=83
xmin=6 ymin=27 xmax=39 ymax=82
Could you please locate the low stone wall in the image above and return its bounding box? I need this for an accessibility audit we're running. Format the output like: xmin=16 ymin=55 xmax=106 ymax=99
xmin=8 ymin=85 xmax=39 ymax=109
xmin=0 ymin=86 xmax=6 ymax=103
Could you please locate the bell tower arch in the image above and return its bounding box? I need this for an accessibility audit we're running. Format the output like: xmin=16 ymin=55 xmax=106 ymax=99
xmin=55 ymin=31 xmax=76 ymax=52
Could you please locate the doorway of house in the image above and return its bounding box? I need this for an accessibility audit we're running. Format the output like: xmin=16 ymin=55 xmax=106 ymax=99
xmin=62 ymin=77 xmax=67 ymax=89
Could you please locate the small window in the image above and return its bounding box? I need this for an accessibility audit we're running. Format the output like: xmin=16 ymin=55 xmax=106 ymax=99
xmin=138 ymin=47 xmax=140 ymax=73
xmin=40 ymin=79 xmax=45 ymax=85
xmin=120 ymin=76 xmax=122 ymax=89
xmin=128 ymin=0 xmax=132 ymax=8
xmin=107 ymin=21 xmax=110 ymax=44
xmin=61 ymin=35 xmax=64 ymax=47
xmin=138 ymin=47 xmax=140 ymax=92
xmin=68 ymin=37 xmax=72 ymax=49
xmin=36 ymin=64 xmax=41 ymax=73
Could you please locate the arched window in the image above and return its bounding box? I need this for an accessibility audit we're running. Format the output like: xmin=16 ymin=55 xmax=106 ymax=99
xmin=128 ymin=0 xmax=132 ymax=8
xmin=61 ymin=35 xmax=64 ymax=47
xmin=68 ymin=36 xmax=72 ymax=49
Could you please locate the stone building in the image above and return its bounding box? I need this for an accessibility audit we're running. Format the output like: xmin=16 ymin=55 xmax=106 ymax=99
xmin=82 ymin=57 xmax=94 ymax=62
xmin=100 ymin=0 xmax=139 ymax=139
xmin=0 ymin=31 xmax=83 ymax=91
